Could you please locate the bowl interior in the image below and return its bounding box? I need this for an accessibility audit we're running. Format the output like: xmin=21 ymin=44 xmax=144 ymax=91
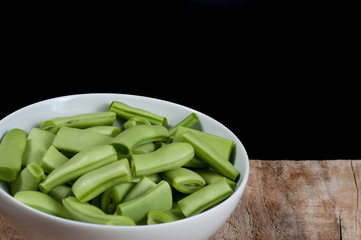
xmin=0 ymin=93 xmax=249 ymax=231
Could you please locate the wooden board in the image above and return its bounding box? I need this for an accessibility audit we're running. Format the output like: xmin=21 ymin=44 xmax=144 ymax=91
xmin=210 ymin=160 xmax=361 ymax=240
xmin=1 ymin=160 xmax=360 ymax=240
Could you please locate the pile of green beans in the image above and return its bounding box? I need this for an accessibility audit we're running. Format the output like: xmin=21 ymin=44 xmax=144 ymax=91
xmin=0 ymin=100 xmax=239 ymax=226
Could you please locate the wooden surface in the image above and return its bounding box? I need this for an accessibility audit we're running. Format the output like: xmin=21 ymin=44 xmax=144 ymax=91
xmin=1 ymin=160 xmax=360 ymax=240
xmin=210 ymin=160 xmax=361 ymax=240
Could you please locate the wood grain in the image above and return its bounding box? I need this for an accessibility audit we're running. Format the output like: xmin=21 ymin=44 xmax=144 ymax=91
xmin=1 ymin=160 xmax=360 ymax=240
xmin=210 ymin=160 xmax=360 ymax=240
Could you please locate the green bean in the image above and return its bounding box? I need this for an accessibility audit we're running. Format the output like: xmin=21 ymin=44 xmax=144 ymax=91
xmin=131 ymin=174 xmax=161 ymax=183
xmin=86 ymin=126 xmax=121 ymax=137
xmin=52 ymin=127 xmax=113 ymax=155
xmin=48 ymin=184 xmax=74 ymax=202
xmin=109 ymin=125 xmax=169 ymax=156
xmin=180 ymin=132 xmax=239 ymax=181
xmin=10 ymin=163 xmax=45 ymax=196
xmin=143 ymin=174 xmax=162 ymax=183
xmin=116 ymin=180 xmax=172 ymax=223
xmin=0 ymin=128 xmax=27 ymax=181
xmin=72 ymin=159 xmax=132 ymax=202
xmin=122 ymin=117 xmax=151 ymax=130
xmin=161 ymin=167 xmax=206 ymax=194
xmin=112 ymin=182 xmax=136 ymax=203
xmin=39 ymin=145 xmax=118 ymax=193
xmin=101 ymin=182 xmax=136 ymax=213
xmin=147 ymin=203 xmax=185 ymax=225
xmin=168 ymin=112 xmax=199 ymax=136
xmin=194 ymin=168 xmax=237 ymax=190
xmin=100 ymin=188 xmax=112 ymax=213
xmin=22 ymin=128 xmax=55 ymax=167
xmin=63 ymin=197 xmax=135 ymax=226
xmin=132 ymin=142 xmax=157 ymax=154
xmin=183 ymin=155 xmax=209 ymax=168
xmin=177 ymin=178 xmax=234 ymax=217
xmin=40 ymin=112 xmax=116 ymax=134
xmin=14 ymin=191 xmax=71 ymax=219
xmin=109 ymin=101 xmax=168 ymax=127
xmin=40 ymin=146 xmax=69 ymax=173
xmin=174 ymin=126 xmax=234 ymax=161
xmin=131 ymin=142 xmax=194 ymax=177
xmin=123 ymin=177 xmax=156 ymax=202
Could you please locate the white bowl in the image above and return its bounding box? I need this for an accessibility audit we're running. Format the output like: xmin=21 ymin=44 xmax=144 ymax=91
xmin=0 ymin=93 xmax=249 ymax=240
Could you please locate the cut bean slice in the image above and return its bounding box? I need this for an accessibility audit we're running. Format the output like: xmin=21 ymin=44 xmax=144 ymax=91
xmin=40 ymin=112 xmax=116 ymax=134
xmin=109 ymin=101 xmax=168 ymax=127
xmin=131 ymin=142 xmax=194 ymax=177
xmin=63 ymin=197 xmax=135 ymax=226
xmin=72 ymin=159 xmax=132 ymax=202
xmin=0 ymin=129 xmax=27 ymax=181
xmin=15 ymin=191 xmax=71 ymax=219
xmin=109 ymin=125 xmax=169 ymax=156
xmin=161 ymin=167 xmax=205 ymax=194
xmin=116 ymin=180 xmax=172 ymax=223
xmin=178 ymin=178 xmax=234 ymax=217
xmin=39 ymin=145 xmax=118 ymax=193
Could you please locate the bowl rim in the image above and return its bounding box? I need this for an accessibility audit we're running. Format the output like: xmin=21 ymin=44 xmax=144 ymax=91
xmin=0 ymin=93 xmax=250 ymax=230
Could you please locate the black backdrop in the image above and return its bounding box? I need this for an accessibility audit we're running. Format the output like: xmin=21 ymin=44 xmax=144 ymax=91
xmin=1 ymin=77 xmax=359 ymax=160
xmin=1 ymin=5 xmax=359 ymax=160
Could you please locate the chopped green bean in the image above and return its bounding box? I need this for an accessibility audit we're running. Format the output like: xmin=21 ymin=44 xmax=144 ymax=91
xmin=178 ymin=178 xmax=234 ymax=217
xmin=168 ymin=112 xmax=199 ymax=136
xmin=144 ymin=174 xmax=162 ymax=183
xmin=123 ymin=177 xmax=156 ymax=202
xmin=63 ymin=197 xmax=135 ymax=226
xmin=0 ymin=128 xmax=27 ymax=181
xmin=161 ymin=167 xmax=206 ymax=194
xmin=131 ymin=174 xmax=161 ymax=183
xmin=112 ymin=182 xmax=136 ymax=203
xmin=109 ymin=125 xmax=169 ymax=156
xmin=14 ymin=191 xmax=71 ymax=219
xmin=132 ymin=142 xmax=157 ymax=154
xmin=72 ymin=159 xmax=132 ymax=202
xmin=181 ymin=132 xmax=239 ymax=181
xmin=101 ymin=182 xmax=136 ymax=213
xmin=174 ymin=126 xmax=234 ymax=161
xmin=52 ymin=127 xmax=113 ymax=155
xmin=147 ymin=203 xmax=185 ymax=225
xmin=100 ymin=188 xmax=114 ymax=213
xmin=194 ymin=168 xmax=237 ymax=190
xmin=131 ymin=142 xmax=194 ymax=177
xmin=39 ymin=145 xmax=118 ymax=193
xmin=86 ymin=126 xmax=121 ymax=137
xmin=40 ymin=112 xmax=116 ymax=134
xmin=183 ymin=155 xmax=209 ymax=168
xmin=10 ymin=163 xmax=45 ymax=196
xmin=116 ymin=180 xmax=172 ymax=223
xmin=109 ymin=101 xmax=168 ymax=127
xmin=22 ymin=128 xmax=55 ymax=167
xmin=40 ymin=146 xmax=69 ymax=173
xmin=122 ymin=117 xmax=151 ymax=130
xmin=48 ymin=184 xmax=74 ymax=202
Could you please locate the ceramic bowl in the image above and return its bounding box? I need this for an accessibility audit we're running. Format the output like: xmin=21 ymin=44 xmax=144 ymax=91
xmin=0 ymin=93 xmax=249 ymax=240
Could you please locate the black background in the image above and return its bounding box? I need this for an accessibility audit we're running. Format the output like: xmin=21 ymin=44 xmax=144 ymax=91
xmin=1 ymin=3 xmax=360 ymax=160
xmin=187 ymin=0 xmax=361 ymax=7
xmin=1 ymin=75 xmax=359 ymax=160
